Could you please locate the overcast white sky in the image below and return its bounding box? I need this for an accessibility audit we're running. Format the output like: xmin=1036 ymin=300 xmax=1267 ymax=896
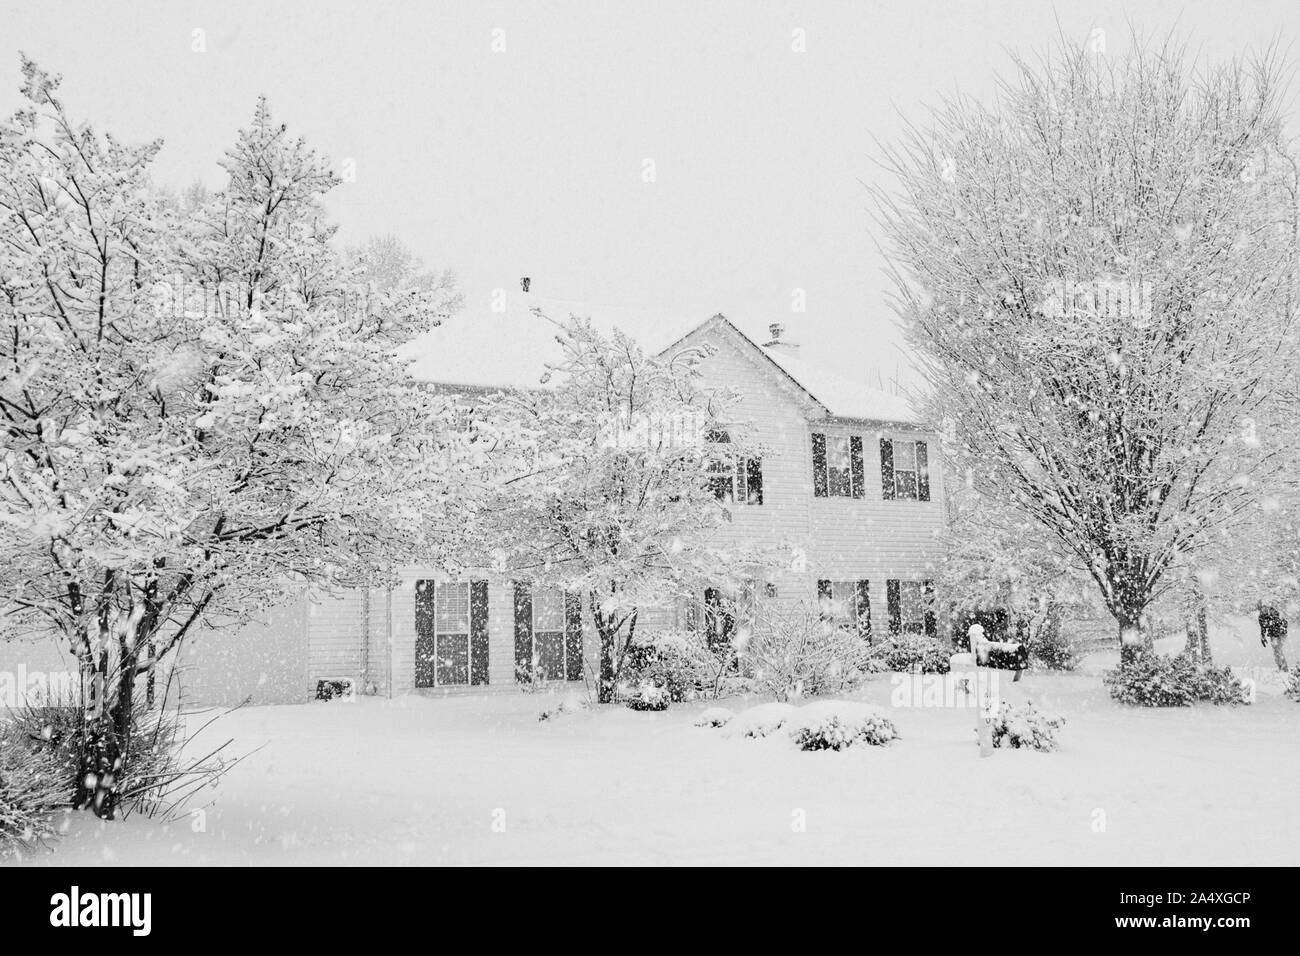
xmin=3 ymin=0 xmax=1298 ymax=388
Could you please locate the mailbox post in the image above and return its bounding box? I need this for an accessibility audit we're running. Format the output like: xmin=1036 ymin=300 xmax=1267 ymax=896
xmin=951 ymin=623 xmax=1028 ymax=758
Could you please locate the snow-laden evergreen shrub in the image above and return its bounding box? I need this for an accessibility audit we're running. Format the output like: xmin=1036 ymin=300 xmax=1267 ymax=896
xmin=693 ymin=707 xmax=734 ymax=728
xmin=624 ymin=682 xmax=670 ymax=712
xmin=787 ymin=701 xmax=899 ymax=750
xmin=1026 ymin=628 xmax=1083 ymax=671
xmin=1 ymin=723 xmax=72 ymax=858
xmin=988 ymin=700 xmax=1065 ymax=751
xmin=724 ymin=702 xmax=799 ymax=738
xmin=865 ymin=633 xmax=951 ymax=674
xmin=1286 ymin=666 xmax=1300 ymax=703
xmin=1104 ymin=651 xmax=1250 ymax=707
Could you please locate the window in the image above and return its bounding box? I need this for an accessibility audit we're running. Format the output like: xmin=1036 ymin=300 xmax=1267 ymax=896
xmin=434 ymin=582 xmax=471 ymax=684
xmin=532 ymin=588 xmax=566 ymax=680
xmin=898 ymin=581 xmax=926 ymax=635
xmin=881 ymin=438 xmax=930 ymax=501
xmin=812 ymin=432 xmax=864 ymax=498
xmin=705 ymin=429 xmax=762 ymax=505
xmin=818 ymin=579 xmax=870 ymax=638
xmin=826 ymin=436 xmax=851 ymax=497
xmin=893 ymin=441 xmax=918 ymax=499
xmin=416 ymin=581 xmax=475 ymax=688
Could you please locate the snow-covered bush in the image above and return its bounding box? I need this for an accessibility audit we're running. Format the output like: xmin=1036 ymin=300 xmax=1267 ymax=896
xmin=723 ymin=702 xmax=798 ymax=738
xmin=1104 ymin=652 xmax=1250 ymax=707
xmin=620 ymin=629 xmax=741 ymax=702
xmin=865 ymin=633 xmax=951 ymax=674
xmin=538 ymin=691 xmax=592 ymax=721
xmin=988 ymin=700 xmax=1065 ymax=752
xmin=787 ymin=701 xmax=899 ymax=751
xmin=745 ymin=604 xmax=869 ymax=700
xmin=1286 ymin=666 xmax=1300 ymax=703
xmin=693 ymin=707 xmax=734 ymax=728
xmin=1 ymin=723 xmax=71 ymax=858
xmin=624 ymin=683 xmax=670 ymax=712
xmin=1026 ymin=626 xmax=1083 ymax=671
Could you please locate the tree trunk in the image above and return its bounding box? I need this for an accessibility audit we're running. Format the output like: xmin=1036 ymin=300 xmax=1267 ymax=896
xmin=1116 ymin=607 xmax=1152 ymax=667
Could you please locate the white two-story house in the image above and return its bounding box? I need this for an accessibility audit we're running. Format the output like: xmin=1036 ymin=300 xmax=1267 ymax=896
xmin=139 ymin=307 xmax=948 ymax=704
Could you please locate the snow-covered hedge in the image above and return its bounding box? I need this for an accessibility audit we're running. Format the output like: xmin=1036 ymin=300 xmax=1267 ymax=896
xmin=723 ymin=702 xmax=799 ymax=738
xmin=864 ymin=633 xmax=951 ymax=674
xmin=693 ymin=707 xmax=734 ymax=728
xmin=624 ymin=683 xmax=670 ymax=712
xmin=538 ymin=692 xmax=592 ymax=720
xmin=787 ymin=701 xmax=899 ymax=750
xmin=1104 ymin=651 xmax=1251 ymax=706
xmin=719 ymin=700 xmax=898 ymax=750
xmin=988 ymin=700 xmax=1065 ymax=752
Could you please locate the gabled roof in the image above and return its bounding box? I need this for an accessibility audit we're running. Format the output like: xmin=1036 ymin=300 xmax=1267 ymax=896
xmin=657 ymin=313 xmax=922 ymax=427
xmin=401 ymin=299 xmax=923 ymax=427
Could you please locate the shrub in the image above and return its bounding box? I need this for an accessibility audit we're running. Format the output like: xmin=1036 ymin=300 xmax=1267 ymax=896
xmin=745 ymin=604 xmax=870 ymax=700
xmin=693 ymin=707 xmax=734 ymax=728
xmin=0 ymin=723 xmax=72 ymax=859
xmin=1286 ymin=666 xmax=1300 ymax=703
xmin=723 ymin=702 xmax=799 ymax=738
xmin=1026 ymin=627 xmax=1083 ymax=671
xmin=787 ymin=701 xmax=899 ymax=750
xmin=624 ymin=682 xmax=670 ymax=712
xmin=538 ymin=691 xmax=592 ymax=721
xmin=620 ymin=629 xmax=740 ymax=702
xmin=1103 ymin=651 xmax=1250 ymax=707
xmin=865 ymin=633 xmax=951 ymax=674
xmin=988 ymin=700 xmax=1065 ymax=751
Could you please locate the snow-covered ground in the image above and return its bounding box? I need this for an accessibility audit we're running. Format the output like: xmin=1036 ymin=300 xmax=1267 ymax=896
xmin=9 ymin=650 xmax=1298 ymax=866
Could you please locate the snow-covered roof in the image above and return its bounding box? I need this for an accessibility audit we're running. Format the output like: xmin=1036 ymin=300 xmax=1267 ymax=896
xmin=402 ymin=298 xmax=922 ymax=426
xmin=401 ymin=295 xmax=700 ymax=390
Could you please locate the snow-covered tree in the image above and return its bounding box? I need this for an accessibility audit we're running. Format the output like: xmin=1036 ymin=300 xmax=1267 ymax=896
xmin=0 ymin=60 xmax=466 ymax=815
xmin=878 ymin=39 xmax=1300 ymax=661
xmin=940 ymin=466 xmax=1095 ymax=649
xmin=476 ymin=313 xmax=775 ymax=702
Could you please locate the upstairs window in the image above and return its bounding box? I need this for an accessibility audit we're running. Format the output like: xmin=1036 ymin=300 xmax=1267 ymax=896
xmin=705 ymin=428 xmax=763 ymax=505
xmin=812 ymin=432 xmax=865 ymax=498
xmin=880 ymin=438 xmax=930 ymax=501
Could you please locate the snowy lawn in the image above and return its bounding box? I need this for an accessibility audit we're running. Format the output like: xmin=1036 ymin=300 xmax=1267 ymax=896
xmin=9 ymin=660 xmax=1299 ymax=867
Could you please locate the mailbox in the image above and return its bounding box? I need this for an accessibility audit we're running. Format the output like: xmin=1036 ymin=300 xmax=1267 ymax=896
xmin=978 ymin=640 xmax=1029 ymax=672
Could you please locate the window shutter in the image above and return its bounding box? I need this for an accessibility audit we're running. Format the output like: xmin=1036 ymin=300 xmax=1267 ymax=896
xmin=886 ymin=579 xmax=901 ymax=635
xmin=811 ymin=433 xmax=828 ymax=497
xmin=564 ymin=591 xmax=583 ymax=681
xmin=917 ymin=440 xmax=931 ymax=502
xmin=923 ymin=580 xmax=937 ymax=638
xmin=746 ymin=457 xmax=764 ymax=505
xmin=470 ymin=580 xmax=490 ymax=685
xmin=880 ymin=438 xmax=895 ymax=500
xmin=817 ymin=579 xmax=833 ymax=619
xmin=513 ymin=582 xmax=533 ymax=684
xmin=850 ymin=436 xmax=865 ymax=498
xmin=855 ymin=580 xmax=871 ymax=641
xmin=414 ymin=580 xmax=437 ymax=689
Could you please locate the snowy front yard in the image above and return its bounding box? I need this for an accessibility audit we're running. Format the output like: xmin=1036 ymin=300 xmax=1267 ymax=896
xmin=10 ymin=661 xmax=1300 ymax=866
